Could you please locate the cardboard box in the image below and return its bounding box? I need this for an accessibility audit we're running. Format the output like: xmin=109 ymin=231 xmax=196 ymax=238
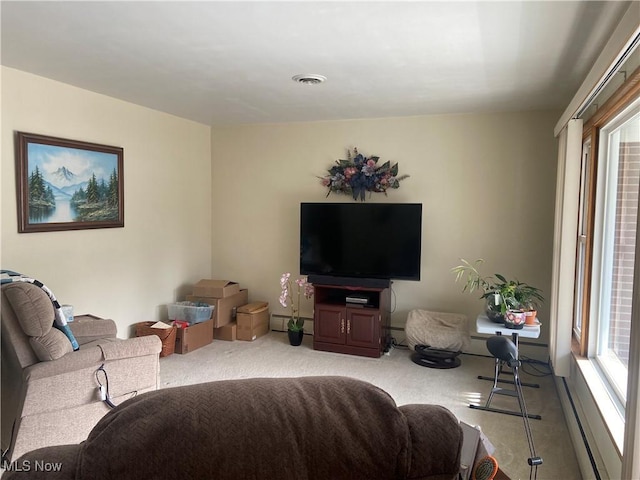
xmin=193 ymin=279 xmax=240 ymax=298
xmin=237 ymin=302 xmax=268 ymax=314
xmin=174 ymin=318 xmax=213 ymax=354
xmin=187 ymin=289 xmax=248 ymax=328
xmin=214 ymin=321 xmax=237 ymax=341
xmin=237 ymin=303 xmax=270 ymax=341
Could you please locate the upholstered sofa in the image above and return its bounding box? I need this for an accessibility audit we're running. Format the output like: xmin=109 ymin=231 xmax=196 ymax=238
xmin=1 ymin=282 xmax=162 ymax=462
xmin=4 ymin=376 xmax=463 ymax=479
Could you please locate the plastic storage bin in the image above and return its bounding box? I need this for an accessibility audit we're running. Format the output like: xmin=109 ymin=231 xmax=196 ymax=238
xmin=168 ymin=301 xmax=214 ymax=324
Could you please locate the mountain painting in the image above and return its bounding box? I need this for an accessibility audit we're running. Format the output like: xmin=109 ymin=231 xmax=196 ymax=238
xmin=17 ymin=132 xmax=124 ymax=233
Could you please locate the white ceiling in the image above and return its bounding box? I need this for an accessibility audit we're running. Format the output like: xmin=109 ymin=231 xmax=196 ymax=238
xmin=0 ymin=1 xmax=633 ymax=126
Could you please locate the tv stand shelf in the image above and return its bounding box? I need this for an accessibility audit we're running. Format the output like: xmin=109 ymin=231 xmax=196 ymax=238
xmin=312 ymin=283 xmax=391 ymax=358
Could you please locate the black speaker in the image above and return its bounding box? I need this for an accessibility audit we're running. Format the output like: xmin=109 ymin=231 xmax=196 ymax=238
xmin=307 ymin=275 xmax=391 ymax=289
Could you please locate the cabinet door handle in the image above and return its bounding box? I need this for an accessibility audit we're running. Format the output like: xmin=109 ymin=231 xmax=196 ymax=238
xmin=341 ymin=319 xmax=345 ymax=333
xmin=347 ymin=320 xmax=351 ymax=334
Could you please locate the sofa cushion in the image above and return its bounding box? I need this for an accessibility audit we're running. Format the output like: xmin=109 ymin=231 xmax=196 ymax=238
xmin=4 ymin=283 xmax=55 ymax=337
xmin=78 ymin=376 xmax=412 ymax=480
xmin=29 ymin=328 xmax=74 ymax=361
xmin=3 ymin=282 xmax=77 ymax=360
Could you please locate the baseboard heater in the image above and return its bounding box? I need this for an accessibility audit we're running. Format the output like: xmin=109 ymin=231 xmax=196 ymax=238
xmin=561 ymin=376 xmax=602 ymax=480
xmin=270 ymin=314 xmax=314 ymax=333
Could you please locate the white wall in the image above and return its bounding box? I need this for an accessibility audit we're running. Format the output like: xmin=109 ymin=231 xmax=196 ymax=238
xmin=211 ymin=111 xmax=560 ymax=355
xmin=1 ymin=67 xmax=213 ymax=336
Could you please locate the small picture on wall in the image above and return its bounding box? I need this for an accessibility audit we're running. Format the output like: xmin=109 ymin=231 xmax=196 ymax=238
xmin=15 ymin=132 xmax=124 ymax=233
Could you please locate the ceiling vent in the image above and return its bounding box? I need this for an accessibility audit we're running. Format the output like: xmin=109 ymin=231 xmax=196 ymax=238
xmin=292 ymin=74 xmax=327 ymax=85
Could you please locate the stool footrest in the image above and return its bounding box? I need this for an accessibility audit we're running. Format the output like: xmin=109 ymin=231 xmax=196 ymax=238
xmin=469 ymin=404 xmax=542 ymax=420
xmin=490 ymin=387 xmax=519 ymax=398
xmin=477 ymin=375 xmax=540 ymax=388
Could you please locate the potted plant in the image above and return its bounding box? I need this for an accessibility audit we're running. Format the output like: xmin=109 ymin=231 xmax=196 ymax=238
xmin=489 ymin=275 xmax=544 ymax=328
xmin=514 ymin=283 xmax=544 ymax=326
xmin=451 ymin=258 xmax=501 ymax=321
xmin=279 ymin=273 xmax=314 ymax=346
xmin=451 ymin=259 xmax=543 ymax=327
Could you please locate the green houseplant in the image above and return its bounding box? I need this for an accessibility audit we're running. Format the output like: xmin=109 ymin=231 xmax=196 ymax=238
xmin=279 ymin=273 xmax=314 ymax=345
xmin=451 ymin=258 xmax=543 ymax=324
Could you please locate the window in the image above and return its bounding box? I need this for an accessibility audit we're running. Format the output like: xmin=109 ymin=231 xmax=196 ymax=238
xmin=573 ymin=138 xmax=591 ymax=353
xmin=591 ymin=99 xmax=639 ymax=406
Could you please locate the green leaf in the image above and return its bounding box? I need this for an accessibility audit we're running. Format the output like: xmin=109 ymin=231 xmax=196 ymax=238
xmin=287 ymin=317 xmax=304 ymax=331
xmin=377 ymin=160 xmax=391 ymax=172
xmin=390 ymin=163 xmax=399 ymax=176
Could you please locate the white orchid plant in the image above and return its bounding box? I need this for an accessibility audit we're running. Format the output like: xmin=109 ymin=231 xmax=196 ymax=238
xmin=279 ymin=273 xmax=314 ymax=332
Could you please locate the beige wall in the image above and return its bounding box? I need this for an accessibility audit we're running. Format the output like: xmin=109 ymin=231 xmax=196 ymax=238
xmin=1 ymin=67 xmax=212 ymax=336
xmin=1 ymin=66 xmax=560 ymax=351
xmin=211 ymin=111 xmax=560 ymax=353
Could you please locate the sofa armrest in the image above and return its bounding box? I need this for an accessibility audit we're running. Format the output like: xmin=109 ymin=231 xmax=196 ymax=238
xmin=69 ymin=317 xmax=117 ymax=345
xmin=23 ymin=336 xmax=161 ymax=382
xmin=399 ymin=404 xmax=463 ymax=479
xmin=96 ymin=335 xmax=162 ymax=361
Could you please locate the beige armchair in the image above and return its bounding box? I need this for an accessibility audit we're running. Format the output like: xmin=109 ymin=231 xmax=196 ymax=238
xmin=1 ymin=282 xmax=162 ymax=462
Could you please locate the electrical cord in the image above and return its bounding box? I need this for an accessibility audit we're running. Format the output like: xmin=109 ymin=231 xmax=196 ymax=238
xmin=95 ymin=364 xmax=117 ymax=408
xmin=390 ymin=337 xmax=409 ymax=349
xmin=95 ymin=364 xmax=137 ymax=409
xmin=520 ymin=364 xmax=551 ymax=377
xmin=519 ymin=356 xmax=552 ymax=377
xmin=390 ymin=284 xmax=397 ymax=313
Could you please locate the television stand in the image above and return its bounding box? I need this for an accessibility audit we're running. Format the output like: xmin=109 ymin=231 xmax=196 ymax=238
xmin=311 ymin=281 xmax=391 ymax=358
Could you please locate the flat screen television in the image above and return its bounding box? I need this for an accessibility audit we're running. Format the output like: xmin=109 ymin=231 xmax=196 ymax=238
xmin=300 ymin=202 xmax=422 ymax=282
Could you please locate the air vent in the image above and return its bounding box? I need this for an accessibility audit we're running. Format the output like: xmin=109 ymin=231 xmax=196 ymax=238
xmin=292 ymin=74 xmax=327 ymax=85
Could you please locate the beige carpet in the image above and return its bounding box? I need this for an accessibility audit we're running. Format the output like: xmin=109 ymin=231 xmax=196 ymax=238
xmin=160 ymin=331 xmax=582 ymax=480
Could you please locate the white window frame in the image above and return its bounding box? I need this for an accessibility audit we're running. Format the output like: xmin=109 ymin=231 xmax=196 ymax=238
xmin=590 ymin=97 xmax=640 ymax=408
xmin=574 ymin=139 xmax=591 ymax=342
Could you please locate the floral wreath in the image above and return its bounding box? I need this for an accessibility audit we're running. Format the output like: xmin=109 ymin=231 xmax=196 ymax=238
xmin=319 ymin=148 xmax=409 ymax=201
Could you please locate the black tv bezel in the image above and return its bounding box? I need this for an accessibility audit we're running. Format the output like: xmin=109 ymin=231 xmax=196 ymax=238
xmin=299 ymin=202 xmax=422 ymax=283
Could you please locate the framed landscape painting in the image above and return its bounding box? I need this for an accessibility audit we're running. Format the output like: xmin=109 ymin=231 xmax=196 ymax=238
xmin=15 ymin=132 xmax=124 ymax=233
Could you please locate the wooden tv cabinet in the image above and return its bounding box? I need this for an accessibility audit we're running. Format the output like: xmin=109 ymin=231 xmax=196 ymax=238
xmin=312 ymin=283 xmax=391 ymax=358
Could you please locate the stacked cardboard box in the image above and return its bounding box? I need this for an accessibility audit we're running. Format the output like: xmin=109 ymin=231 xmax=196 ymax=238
xmin=175 ymin=319 xmax=214 ymax=354
xmin=214 ymin=322 xmax=237 ymax=341
xmin=236 ymin=302 xmax=270 ymax=341
xmin=175 ymin=279 xmax=248 ymax=353
xmin=187 ymin=280 xmax=248 ymax=328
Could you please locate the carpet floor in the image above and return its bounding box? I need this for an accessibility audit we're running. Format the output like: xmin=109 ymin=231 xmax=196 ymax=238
xmin=159 ymin=331 xmax=582 ymax=480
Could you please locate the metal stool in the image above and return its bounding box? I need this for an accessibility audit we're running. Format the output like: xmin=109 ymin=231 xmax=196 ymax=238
xmin=471 ymin=334 xmax=542 ymax=420
xmin=473 ymin=336 xmax=543 ymax=477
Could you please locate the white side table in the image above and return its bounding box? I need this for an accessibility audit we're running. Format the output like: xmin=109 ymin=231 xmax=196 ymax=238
xmin=471 ymin=314 xmax=542 ymax=420
xmin=475 ymin=313 xmax=541 ymax=342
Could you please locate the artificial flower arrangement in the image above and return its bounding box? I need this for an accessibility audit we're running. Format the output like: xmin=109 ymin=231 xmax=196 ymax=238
xmin=279 ymin=273 xmax=314 ymax=332
xmin=320 ymin=148 xmax=409 ymax=201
